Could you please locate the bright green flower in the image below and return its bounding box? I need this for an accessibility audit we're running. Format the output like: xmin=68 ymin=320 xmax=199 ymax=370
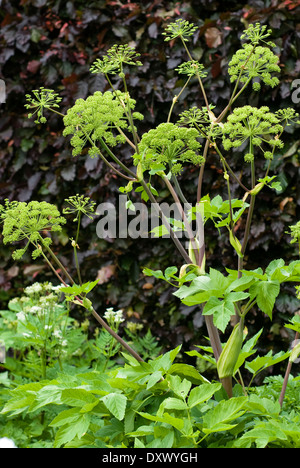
xmin=133 ymin=123 xmax=203 ymax=175
xmin=90 ymin=44 xmax=142 ymax=75
xmin=0 ymin=200 xmax=66 ymax=260
xmin=228 ymin=43 xmax=280 ymax=89
xmin=177 ymin=106 xmax=211 ymax=127
xmin=63 ymin=90 xmax=143 ymax=157
xmin=176 ymin=105 xmax=223 ymax=140
xmin=162 ymin=19 xmax=198 ymax=42
xmin=240 ymin=22 xmax=275 ymax=47
xmin=222 ymin=105 xmax=283 ymax=161
xmin=25 ymin=87 xmax=62 ymax=123
xmin=175 ymin=61 xmax=207 ymax=78
xmin=63 ymin=194 xmax=97 ymax=222
xmin=275 ymin=108 xmax=300 ymax=126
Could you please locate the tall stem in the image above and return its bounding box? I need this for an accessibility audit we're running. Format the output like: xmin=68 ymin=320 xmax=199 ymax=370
xmin=180 ymin=39 xmax=210 ymax=111
xmin=167 ymin=75 xmax=192 ymax=123
xmin=162 ymin=175 xmax=200 ymax=265
xmin=279 ymin=331 xmax=299 ymax=407
xmin=73 ymin=213 xmax=82 ymax=285
xmin=36 ymin=241 xmax=145 ymax=363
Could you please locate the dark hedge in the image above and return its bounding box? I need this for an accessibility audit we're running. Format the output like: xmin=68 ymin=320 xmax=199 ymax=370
xmin=0 ymin=0 xmax=300 ymax=378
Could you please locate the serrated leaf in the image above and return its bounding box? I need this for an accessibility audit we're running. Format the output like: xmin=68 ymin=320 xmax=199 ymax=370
xmin=188 ymin=383 xmax=222 ymax=408
xmin=142 ymin=267 xmax=165 ymax=280
xmin=146 ymin=370 xmax=163 ymax=389
xmin=101 ymin=393 xmax=127 ymax=420
xmin=50 ymin=408 xmax=80 ymax=427
xmin=149 ymin=224 xmax=169 ymax=237
xmin=30 ymin=384 xmax=62 ymax=412
xmin=53 ymin=414 xmax=90 ymax=448
xmin=157 ymin=397 xmax=187 ymax=417
xmin=138 ymin=411 xmax=184 ymax=431
xmin=167 ymin=375 xmax=192 ymax=399
xmin=250 ymin=280 xmax=280 ymax=319
xmin=60 ymin=388 xmax=98 ymax=407
xmin=202 ymin=296 xmax=235 ymax=333
xmin=169 ymin=363 xmax=208 ymax=384
xmin=202 ymin=397 xmax=247 ymax=434
xmin=60 ymin=279 xmax=99 ymax=299
xmin=245 ymin=351 xmax=290 ymax=375
xmin=127 ymin=425 xmax=154 ymax=437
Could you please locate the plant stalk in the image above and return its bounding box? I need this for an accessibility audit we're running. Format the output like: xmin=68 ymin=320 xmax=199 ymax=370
xmin=279 ymin=331 xmax=299 ymax=407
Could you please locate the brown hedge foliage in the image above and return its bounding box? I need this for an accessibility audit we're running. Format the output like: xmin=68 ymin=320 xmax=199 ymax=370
xmin=0 ymin=0 xmax=299 ymax=368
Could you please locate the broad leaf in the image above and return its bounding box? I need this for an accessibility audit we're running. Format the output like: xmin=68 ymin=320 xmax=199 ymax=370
xmin=138 ymin=411 xmax=184 ymax=431
xmin=188 ymin=383 xmax=221 ymax=408
xmin=202 ymin=397 xmax=247 ymax=434
xmin=202 ymin=296 xmax=235 ymax=333
xmin=101 ymin=393 xmax=127 ymax=421
xmin=250 ymin=279 xmax=280 ymax=319
xmin=157 ymin=397 xmax=187 ymax=417
xmin=53 ymin=414 xmax=90 ymax=448
xmin=245 ymin=350 xmax=290 ymax=376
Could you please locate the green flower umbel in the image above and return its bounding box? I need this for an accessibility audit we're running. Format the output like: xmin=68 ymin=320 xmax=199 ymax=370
xmin=133 ymin=123 xmax=203 ymax=175
xmin=63 ymin=90 xmax=143 ymax=157
xmin=222 ymin=106 xmax=283 ymax=161
xmin=228 ymin=44 xmax=280 ymax=91
xmin=25 ymin=87 xmax=62 ymax=123
xmin=0 ymin=200 xmax=66 ymax=260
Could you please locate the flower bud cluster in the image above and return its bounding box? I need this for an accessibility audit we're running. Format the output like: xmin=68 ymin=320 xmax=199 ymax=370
xmin=133 ymin=123 xmax=203 ymax=175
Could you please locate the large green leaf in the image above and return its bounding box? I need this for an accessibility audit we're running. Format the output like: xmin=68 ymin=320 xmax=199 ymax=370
xmin=202 ymin=396 xmax=247 ymax=434
xmin=50 ymin=407 xmax=81 ymax=428
xmin=187 ymin=383 xmax=222 ymax=408
xmin=101 ymin=393 xmax=127 ymax=421
xmin=250 ymin=279 xmax=280 ymax=319
xmin=53 ymin=414 xmax=90 ymax=448
xmin=138 ymin=411 xmax=184 ymax=431
xmin=245 ymin=350 xmax=290 ymax=376
xmin=157 ymin=397 xmax=187 ymax=417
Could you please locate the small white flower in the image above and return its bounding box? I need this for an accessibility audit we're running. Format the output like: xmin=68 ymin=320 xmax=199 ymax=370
xmin=53 ymin=329 xmax=62 ymax=338
xmin=0 ymin=437 xmax=17 ymax=448
xmin=51 ymin=284 xmax=65 ymax=292
xmin=115 ymin=310 xmax=125 ymax=323
xmin=16 ymin=311 xmax=26 ymax=321
xmin=30 ymin=306 xmax=42 ymax=314
xmin=104 ymin=307 xmax=124 ymax=323
xmin=24 ymin=283 xmax=43 ymax=295
xmin=103 ymin=307 xmax=115 ymax=321
xmin=9 ymin=298 xmax=19 ymax=304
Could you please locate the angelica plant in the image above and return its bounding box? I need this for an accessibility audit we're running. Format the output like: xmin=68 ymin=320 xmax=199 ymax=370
xmin=17 ymin=20 xmax=300 ymax=402
xmin=228 ymin=44 xmax=280 ymax=91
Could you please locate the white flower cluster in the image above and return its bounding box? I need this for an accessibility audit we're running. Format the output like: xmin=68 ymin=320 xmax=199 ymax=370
xmin=103 ymin=307 xmax=124 ymax=324
xmin=24 ymin=282 xmax=43 ymax=295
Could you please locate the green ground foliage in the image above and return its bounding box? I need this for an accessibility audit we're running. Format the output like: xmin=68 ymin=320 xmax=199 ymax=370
xmin=0 ymin=0 xmax=300 ymax=374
